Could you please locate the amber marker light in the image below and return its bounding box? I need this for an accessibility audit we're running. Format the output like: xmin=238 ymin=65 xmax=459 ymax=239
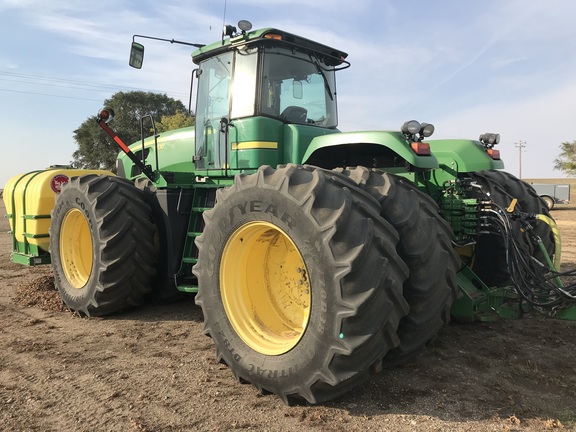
xmin=264 ymin=33 xmax=283 ymax=40
xmin=487 ymin=149 xmax=501 ymax=159
xmin=411 ymin=142 xmax=431 ymax=155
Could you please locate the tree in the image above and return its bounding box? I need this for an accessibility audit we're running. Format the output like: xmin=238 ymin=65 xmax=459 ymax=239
xmin=553 ymin=141 xmax=576 ymax=177
xmin=72 ymin=91 xmax=189 ymax=170
xmin=155 ymin=112 xmax=195 ymax=133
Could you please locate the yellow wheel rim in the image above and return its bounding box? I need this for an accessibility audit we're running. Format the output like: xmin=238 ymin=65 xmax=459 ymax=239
xmin=220 ymin=221 xmax=311 ymax=356
xmin=59 ymin=208 xmax=93 ymax=289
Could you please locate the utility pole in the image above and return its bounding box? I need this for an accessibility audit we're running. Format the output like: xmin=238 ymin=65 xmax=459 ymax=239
xmin=515 ymin=140 xmax=526 ymax=179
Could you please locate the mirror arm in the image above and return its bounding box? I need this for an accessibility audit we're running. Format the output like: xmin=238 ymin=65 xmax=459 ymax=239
xmin=133 ymin=34 xmax=205 ymax=49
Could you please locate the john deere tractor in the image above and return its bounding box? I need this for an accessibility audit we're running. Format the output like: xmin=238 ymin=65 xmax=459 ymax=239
xmin=4 ymin=20 xmax=575 ymax=404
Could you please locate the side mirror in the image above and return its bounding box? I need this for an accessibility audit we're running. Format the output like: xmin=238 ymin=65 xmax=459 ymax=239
xmin=129 ymin=42 xmax=145 ymax=69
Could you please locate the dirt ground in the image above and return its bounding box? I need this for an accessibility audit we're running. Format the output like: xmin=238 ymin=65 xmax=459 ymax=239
xmin=1 ymin=185 xmax=575 ymax=432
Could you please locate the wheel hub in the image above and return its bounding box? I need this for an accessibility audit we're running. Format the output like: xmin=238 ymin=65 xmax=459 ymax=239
xmin=220 ymin=221 xmax=311 ymax=355
xmin=59 ymin=208 xmax=93 ymax=289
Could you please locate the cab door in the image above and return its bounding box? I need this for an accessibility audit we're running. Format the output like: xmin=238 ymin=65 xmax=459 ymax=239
xmin=194 ymin=52 xmax=233 ymax=173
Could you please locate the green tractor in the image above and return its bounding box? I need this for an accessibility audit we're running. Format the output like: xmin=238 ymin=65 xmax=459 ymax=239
xmin=4 ymin=20 xmax=575 ymax=404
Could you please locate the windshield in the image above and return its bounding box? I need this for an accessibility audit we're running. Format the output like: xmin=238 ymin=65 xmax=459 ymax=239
xmin=260 ymin=47 xmax=338 ymax=128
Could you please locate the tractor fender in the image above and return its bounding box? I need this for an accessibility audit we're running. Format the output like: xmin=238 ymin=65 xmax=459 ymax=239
xmin=301 ymin=130 xmax=439 ymax=170
xmin=427 ymin=139 xmax=505 ymax=174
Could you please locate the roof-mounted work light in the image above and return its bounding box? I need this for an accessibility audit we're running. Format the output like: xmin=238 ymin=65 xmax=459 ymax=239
xmin=223 ymin=20 xmax=253 ymax=39
xmin=420 ymin=123 xmax=435 ymax=138
xmin=401 ymin=120 xmax=421 ymax=135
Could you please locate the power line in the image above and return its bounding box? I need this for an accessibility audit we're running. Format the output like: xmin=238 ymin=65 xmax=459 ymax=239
xmin=0 ymin=70 xmax=190 ymax=100
xmin=0 ymin=76 xmax=123 ymax=94
xmin=0 ymin=87 xmax=104 ymax=102
xmin=0 ymin=71 xmax=145 ymax=93
xmin=0 ymin=70 xmax=123 ymax=91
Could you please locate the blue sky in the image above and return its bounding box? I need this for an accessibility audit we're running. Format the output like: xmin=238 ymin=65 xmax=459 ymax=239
xmin=1 ymin=0 xmax=576 ymax=188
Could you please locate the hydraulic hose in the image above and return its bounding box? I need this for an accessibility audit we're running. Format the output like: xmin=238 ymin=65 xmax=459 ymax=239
xmin=456 ymin=178 xmax=576 ymax=311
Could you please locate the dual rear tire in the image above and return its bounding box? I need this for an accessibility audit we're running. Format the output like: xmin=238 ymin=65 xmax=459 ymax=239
xmin=194 ymin=164 xmax=459 ymax=403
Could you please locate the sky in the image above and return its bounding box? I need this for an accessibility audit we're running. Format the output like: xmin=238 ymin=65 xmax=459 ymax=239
xmin=1 ymin=0 xmax=576 ymax=188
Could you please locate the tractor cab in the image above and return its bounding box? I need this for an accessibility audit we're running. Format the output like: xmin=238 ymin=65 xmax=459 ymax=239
xmin=188 ymin=23 xmax=348 ymax=175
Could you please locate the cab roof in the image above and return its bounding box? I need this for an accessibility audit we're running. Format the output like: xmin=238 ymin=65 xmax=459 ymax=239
xmin=191 ymin=27 xmax=348 ymax=66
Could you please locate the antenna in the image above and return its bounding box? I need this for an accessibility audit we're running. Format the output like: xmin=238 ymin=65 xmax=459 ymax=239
xmin=208 ymin=0 xmax=212 ymax=30
xmin=221 ymin=0 xmax=228 ymax=43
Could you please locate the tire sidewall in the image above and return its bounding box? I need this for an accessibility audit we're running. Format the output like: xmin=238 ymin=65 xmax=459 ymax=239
xmin=50 ymin=183 xmax=100 ymax=310
xmin=198 ymin=186 xmax=342 ymax=387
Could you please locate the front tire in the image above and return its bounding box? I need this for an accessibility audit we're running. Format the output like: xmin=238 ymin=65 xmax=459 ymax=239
xmin=194 ymin=164 xmax=409 ymax=404
xmin=50 ymin=175 xmax=157 ymax=316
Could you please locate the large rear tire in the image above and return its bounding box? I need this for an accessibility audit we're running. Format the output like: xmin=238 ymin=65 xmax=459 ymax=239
xmin=194 ymin=164 xmax=409 ymax=404
xmin=50 ymin=175 xmax=157 ymax=316
xmin=335 ymin=167 xmax=460 ymax=365
xmin=467 ymin=170 xmax=555 ymax=287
